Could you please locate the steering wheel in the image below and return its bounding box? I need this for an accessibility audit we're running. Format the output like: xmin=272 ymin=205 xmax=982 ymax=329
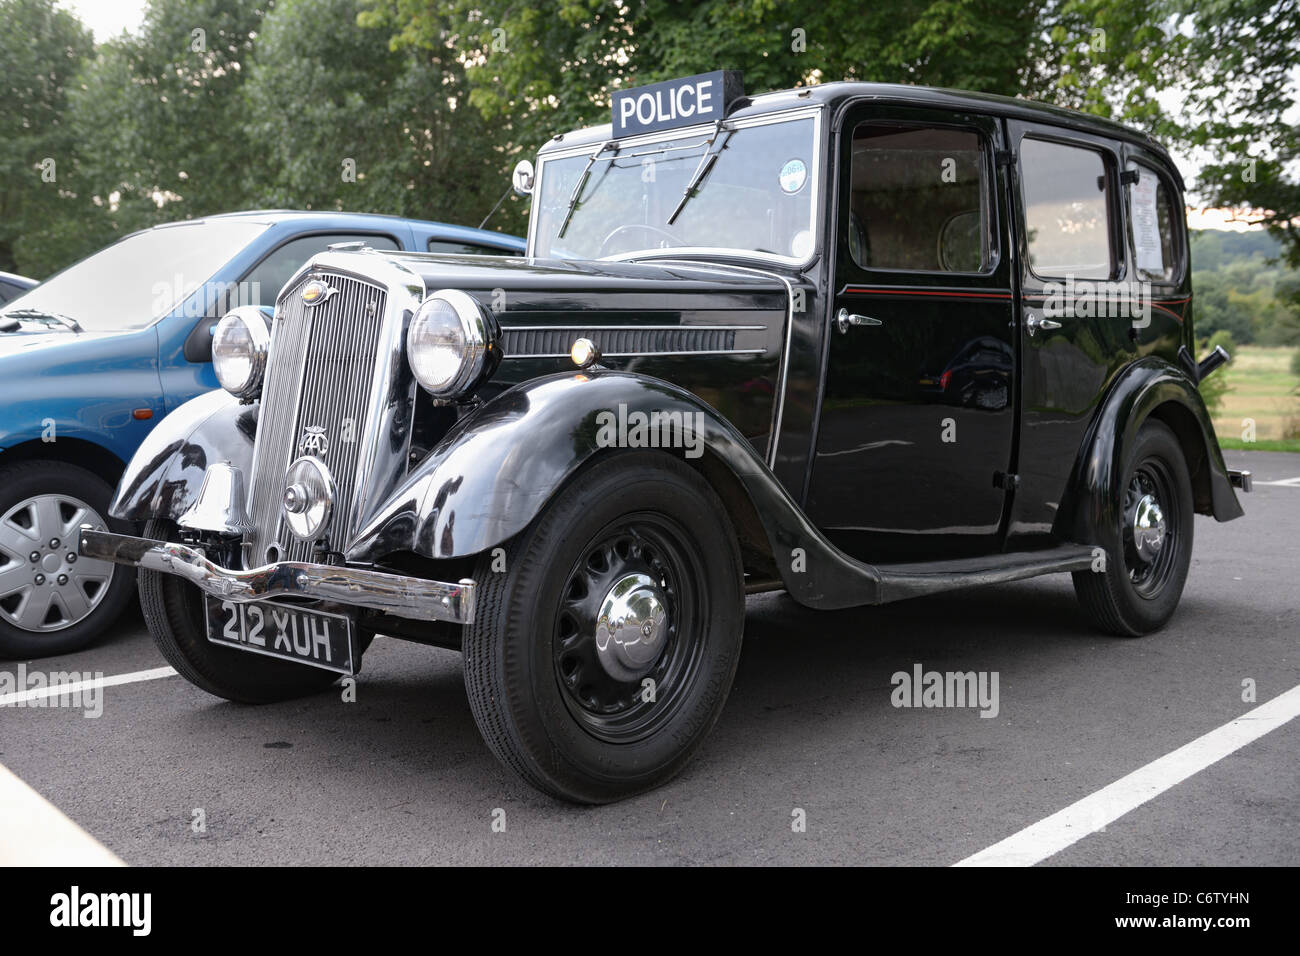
xmin=599 ymin=223 xmax=680 ymax=257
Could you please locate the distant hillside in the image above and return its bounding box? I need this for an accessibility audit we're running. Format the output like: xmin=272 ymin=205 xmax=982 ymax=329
xmin=1190 ymin=229 xmax=1285 ymax=271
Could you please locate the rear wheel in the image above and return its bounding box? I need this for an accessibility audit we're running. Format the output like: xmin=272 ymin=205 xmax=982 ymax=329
xmin=139 ymin=520 xmax=343 ymax=703
xmin=0 ymin=461 xmax=135 ymax=658
xmin=1073 ymin=420 xmax=1194 ymax=636
xmin=463 ymin=453 xmax=745 ymax=804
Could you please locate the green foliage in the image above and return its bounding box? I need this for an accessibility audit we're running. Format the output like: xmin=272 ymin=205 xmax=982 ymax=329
xmin=0 ymin=0 xmax=94 ymax=276
xmin=6 ymin=0 xmax=1299 ymax=280
xmin=1207 ymin=329 xmax=1238 ymax=355
xmin=1190 ymin=229 xmax=1300 ymax=346
xmin=242 ymin=0 xmax=517 ymax=232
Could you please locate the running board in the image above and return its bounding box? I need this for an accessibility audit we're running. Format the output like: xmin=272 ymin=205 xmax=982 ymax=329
xmin=780 ymin=539 xmax=1098 ymax=610
xmin=872 ymin=544 xmax=1097 ymax=604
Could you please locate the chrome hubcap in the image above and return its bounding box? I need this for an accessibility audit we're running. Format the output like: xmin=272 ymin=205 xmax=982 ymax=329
xmin=595 ymin=572 xmax=670 ymax=682
xmin=1132 ymin=493 xmax=1166 ymax=563
xmin=0 ymin=494 xmax=114 ymax=632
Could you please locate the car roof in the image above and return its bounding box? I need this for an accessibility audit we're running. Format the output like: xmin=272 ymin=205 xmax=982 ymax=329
xmin=148 ymin=209 xmax=524 ymax=247
xmin=0 ymin=270 xmax=36 ymax=285
xmin=540 ymin=81 xmax=1183 ymax=186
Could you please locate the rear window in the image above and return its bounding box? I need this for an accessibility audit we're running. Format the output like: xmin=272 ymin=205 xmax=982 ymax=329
xmin=1020 ymin=139 xmax=1115 ymax=280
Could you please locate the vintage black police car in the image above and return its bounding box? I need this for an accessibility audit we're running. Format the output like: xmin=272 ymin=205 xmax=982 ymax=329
xmin=83 ymin=73 xmax=1250 ymax=803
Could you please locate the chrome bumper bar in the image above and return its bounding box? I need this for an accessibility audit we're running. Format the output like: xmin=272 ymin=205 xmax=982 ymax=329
xmin=79 ymin=528 xmax=475 ymax=625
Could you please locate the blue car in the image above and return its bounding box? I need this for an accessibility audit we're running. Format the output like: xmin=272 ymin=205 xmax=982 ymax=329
xmin=0 ymin=211 xmax=523 ymax=657
xmin=0 ymin=271 xmax=37 ymax=305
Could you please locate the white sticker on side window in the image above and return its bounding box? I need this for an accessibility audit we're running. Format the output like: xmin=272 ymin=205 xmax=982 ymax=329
xmin=1129 ymin=166 xmax=1164 ymax=275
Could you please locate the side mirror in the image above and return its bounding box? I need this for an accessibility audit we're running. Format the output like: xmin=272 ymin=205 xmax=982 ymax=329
xmin=512 ymin=159 xmax=535 ymax=197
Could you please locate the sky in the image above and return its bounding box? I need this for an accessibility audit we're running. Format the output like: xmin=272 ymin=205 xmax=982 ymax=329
xmin=62 ymin=0 xmax=147 ymax=41
xmin=55 ymin=0 xmax=1271 ymax=231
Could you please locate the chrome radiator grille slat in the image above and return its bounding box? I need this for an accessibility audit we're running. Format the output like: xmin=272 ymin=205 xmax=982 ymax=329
xmin=246 ymin=272 xmax=388 ymax=564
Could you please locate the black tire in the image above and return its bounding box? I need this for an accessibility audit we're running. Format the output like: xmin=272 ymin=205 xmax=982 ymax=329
xmin=139 ymin=520 xmax=343 ymax=703
xmin=0 ymin=460 xmax=136 ymax=658
xmin=463 ymin=452 xmax=745 ymax=804
xmin=1073 ymin=420 xmax=1194 ymax=636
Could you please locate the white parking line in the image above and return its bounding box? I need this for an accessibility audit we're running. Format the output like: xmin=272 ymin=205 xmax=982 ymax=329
xmin=0 ymin=762 xmax=124 ymax=866
xmin=0 ymin=665 xmax=176 ymax=707
xmin=955 ymin=683 xmax=1300 ymax=866
xmin=1254 ymin=477 xmax=1300 ymax=487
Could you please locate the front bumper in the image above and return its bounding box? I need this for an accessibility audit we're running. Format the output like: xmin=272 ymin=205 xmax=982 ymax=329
xmin=79 ymin=528 xmax=475 ymax=625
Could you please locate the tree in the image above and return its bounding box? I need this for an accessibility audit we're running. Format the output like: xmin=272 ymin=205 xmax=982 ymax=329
xmin=243 ymin=0 xmax=512 ymax=231
xmin=68 ymin=0 xmax=271 ymax=239
xmin=362 ymin=0 xmax=1042 ymax=160
xmin=1044 ymin=0 xmax=1300 ymax=267
xmin=0 ymin=0 xmax=94 ymax=276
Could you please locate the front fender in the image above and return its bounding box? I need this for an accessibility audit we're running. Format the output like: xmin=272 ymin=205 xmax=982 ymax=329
xmin=110 ymin=389 xmax=258 ymax=521
xmin=1060 ymin=357 xmax=1243 ymax=544
xmin=347 ymin=371 xmax=883 ymax=607
xmin=348 ymin=371 xmax=759 ymax=561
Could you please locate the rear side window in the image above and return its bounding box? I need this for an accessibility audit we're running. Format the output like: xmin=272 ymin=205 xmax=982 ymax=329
xmin=1126 ymin=162 xmax=1179 ymax=282
xmin=847 ymin=123 xmax=991 ymax=273
xmin=244 ymin=232 xmax=400 ymax=306
xmin=428 ymin=239 xmax=510 ymax=255
xmin=1020 ymin=139 xmax=1114 ymax=279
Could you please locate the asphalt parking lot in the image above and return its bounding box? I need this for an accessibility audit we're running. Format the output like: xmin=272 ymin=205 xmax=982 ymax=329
xmin=1 ymin=449 xmax=1295 ymax=866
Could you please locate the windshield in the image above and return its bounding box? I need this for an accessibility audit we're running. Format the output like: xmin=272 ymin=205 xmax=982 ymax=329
xmin=533 ymin=114 xmax=818 ymax=263
xmin=2 ymin=219 xmax=268 ymax=332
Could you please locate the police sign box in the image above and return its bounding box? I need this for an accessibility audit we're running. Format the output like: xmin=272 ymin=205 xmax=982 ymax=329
xmin=611 ymin=71 xmax=745 ymax=138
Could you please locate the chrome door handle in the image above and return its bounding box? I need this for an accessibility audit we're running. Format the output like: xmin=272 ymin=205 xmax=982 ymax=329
xmin=1025 ymin=313 xmax=1061 ymax=336
xmin=836 ymin=308 xmax=884 ymax=334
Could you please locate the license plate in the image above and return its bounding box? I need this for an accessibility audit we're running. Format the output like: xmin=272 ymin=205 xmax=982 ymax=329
xmin=204 ymin=597 xmax=356 ymax=675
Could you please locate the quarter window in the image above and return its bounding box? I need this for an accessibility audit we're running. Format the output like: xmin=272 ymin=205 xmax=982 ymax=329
xmin=1125 ymin=162 xmax=1178 ymax=282
xmin=847 ymin=123 xmax=991 ymax=273
xmin=1020 ymin=139 xmax=1114 ymax=279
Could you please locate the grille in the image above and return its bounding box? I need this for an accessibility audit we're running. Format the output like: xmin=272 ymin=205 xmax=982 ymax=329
xmin=501 ymin=326 xmax=739 ymax=358
xmin=246 ymin=272 xmax=389 ymax=564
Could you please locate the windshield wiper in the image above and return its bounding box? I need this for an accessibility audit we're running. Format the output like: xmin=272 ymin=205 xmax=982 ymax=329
xmin=667 ymin=120 xmax=734 ymax=226
xmin=558 ymin=139 xmax=620 ymax=240
xmin=1 ymin=308 xmax=83 ymax=333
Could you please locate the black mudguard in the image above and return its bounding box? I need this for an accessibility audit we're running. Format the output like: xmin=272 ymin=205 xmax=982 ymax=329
xmin=1058 ymin=356 xmax=1243 ymax=546
xmin=347 ymin=370 xmax=889 ymax=607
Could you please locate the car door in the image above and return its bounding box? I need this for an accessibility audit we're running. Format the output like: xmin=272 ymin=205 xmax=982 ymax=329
xmin=805 ymin=103 xmax=1017 ymax=562
xmin=1002 ymin=122 xmax=1137 ymax=544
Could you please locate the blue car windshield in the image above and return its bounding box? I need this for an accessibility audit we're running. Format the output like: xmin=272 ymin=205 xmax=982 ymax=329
xmin=2 ymin=219 xmax=268 ymax=332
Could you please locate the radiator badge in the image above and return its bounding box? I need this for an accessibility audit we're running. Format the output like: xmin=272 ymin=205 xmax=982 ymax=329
xmin=301 ymin=279 xmax=338 ymax=306
xmin=299 ymin=425 xmax=330 ymax=457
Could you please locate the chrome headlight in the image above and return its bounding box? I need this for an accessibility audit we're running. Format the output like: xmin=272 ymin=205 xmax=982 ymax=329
xmin=212 ymin=306 xmax=270 ymax=400
xmin=407 ymin=289 xmax=499 ymax=400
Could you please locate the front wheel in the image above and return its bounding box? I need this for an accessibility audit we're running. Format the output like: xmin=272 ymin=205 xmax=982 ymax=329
xmin=1073 ymin=420 xmax=1194 ymax=636
xmin=463 ymin=452 xmax=745 ymax=804
xmin=139 ymin=520 xmax=344 ymax=703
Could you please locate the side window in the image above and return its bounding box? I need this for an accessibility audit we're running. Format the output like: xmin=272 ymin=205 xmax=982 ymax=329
xmin=1125 ymin=162 xmax=1179 ymax=283
xmin=847 ymin=123 xmax=991 ymax=273
xmin=243 ymin=233 xmax=399 ymax=306
xmin=1019 ymin=138 xmax=1114 ymax=279
xmin=428 ymin=239 xmax=507 ymax=255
